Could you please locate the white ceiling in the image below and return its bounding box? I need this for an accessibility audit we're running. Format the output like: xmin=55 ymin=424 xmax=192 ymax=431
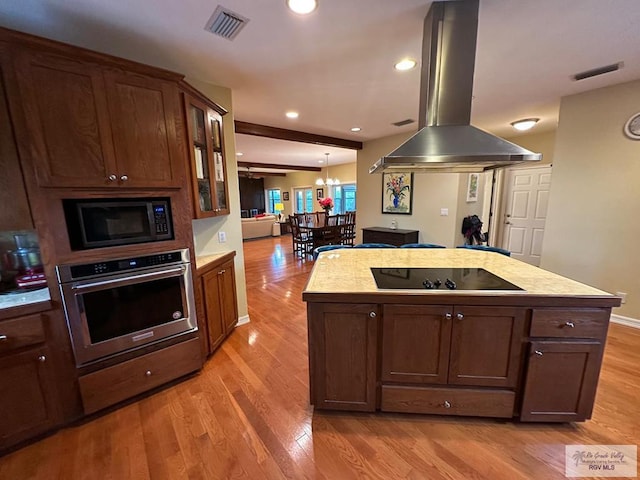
xmin=2 ymin=0 xmax=640 ymax=168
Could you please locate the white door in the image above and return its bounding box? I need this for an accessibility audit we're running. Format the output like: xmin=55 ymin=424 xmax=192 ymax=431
xmin=500 ymin=166 xmax=552 ymax=266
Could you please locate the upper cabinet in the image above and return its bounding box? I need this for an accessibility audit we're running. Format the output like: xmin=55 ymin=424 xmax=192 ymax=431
xmin=183 ymin=93 xmax=230 ymax=218
xmin=9 ymin=48 xmax=185 ymax=189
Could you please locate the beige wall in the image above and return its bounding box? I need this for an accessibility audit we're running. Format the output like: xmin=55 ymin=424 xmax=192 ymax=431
xmin=541 ymin=79 xmax=640 ymax=318
xmin=186 ymin=79 xmax=249 ymax=320
xmin=505 ymin=130 xmax=556 ymax=165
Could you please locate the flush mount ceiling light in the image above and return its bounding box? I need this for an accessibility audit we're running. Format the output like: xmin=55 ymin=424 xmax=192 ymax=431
xmin=510 ymin=118 xmax=539 ymax=131
xmin=350 ymin=127 xmax=361 ymax=132
xmin=315 ymin=153 xmax=339 ymax=186
xmin=287 ymin=0 xmax=317 ymax=15
xmin=236 ymin=152 xmax=243 ymax=156
xmin=394 ymin=58 xmax=417 ymax=71
xmin=285 ymin=111 xmax=299 ymax=119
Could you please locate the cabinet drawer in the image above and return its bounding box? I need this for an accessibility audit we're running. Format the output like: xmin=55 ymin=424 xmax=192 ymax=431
xmin=530 ymin=309 xmax=609 ymax=338
xmin=381 ymin=385 xmax=515 ymax=418
xmin=78 ymin=338 xmax=202 ymax=414
xmin=0 ymin=313 xmax=46 ymax=354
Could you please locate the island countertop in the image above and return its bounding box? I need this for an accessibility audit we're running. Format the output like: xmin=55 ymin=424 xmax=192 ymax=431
xmin=303 ymin=249 xmax=620 ymax=307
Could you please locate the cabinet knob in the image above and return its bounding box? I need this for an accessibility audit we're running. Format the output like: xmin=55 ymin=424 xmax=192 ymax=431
xmin=456 ymin=313 xmax=464 ymax=320
xmin=445 ymin=313 xmax=452 ymax=320
xmin=108 ymin=174 xmax=117 ymax=181
xmin=534 ymin=350 xmax=543 ymax=356
xmin=38 ymin=355 xmax=46 ymax=362
xmin=565 ymin=321 xmax=575 ymax=328
xmin=444 ymin=400 xmax=452 ymax=409
xmin=369 ymin=311 xmax=377 ymax=318
xmin=145 ymin=370 xmax=152 ymax=377
xmin=0 ymin=334 xmax=7 ymax=341
xmin=120 ymin=175 xmax=129 ymax=181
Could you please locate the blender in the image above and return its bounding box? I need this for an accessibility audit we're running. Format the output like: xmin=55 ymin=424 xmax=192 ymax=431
xmin=2 ymin=234 xmax=47 ymax=289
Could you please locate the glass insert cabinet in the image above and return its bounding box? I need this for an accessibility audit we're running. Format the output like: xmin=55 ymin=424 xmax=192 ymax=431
xmin=184 ymin=94 xmax=230 ymax=218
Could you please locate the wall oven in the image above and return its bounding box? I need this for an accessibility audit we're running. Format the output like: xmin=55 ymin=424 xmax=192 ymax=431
xmin=57 ymin=249 xmax=196 ymax=366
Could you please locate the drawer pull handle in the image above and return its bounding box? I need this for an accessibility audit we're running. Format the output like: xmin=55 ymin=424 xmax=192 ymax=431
xmin=369 ymin=311 xmax=377 ymax=318
xmin=145 ymin=370 xmax=152 ymax=377
xmin=120 ymin=175 xmax=129 ymax=181
xmin=565 ymin=321 xmax=575 ymax=328
xmin=445 ymin=313 xmax=452 ymax=320
xmin=0 ymin=335 xmax=7 ymax=341
xmin=534 ymin=350 xmax=543 ymax=356
xmin=38 ymin=355 xmax=46 ymax=363
xmin=108 ymin=174 xmax=117 ymax=182
xmin=456 ymin=313 xmax=464 ymax=320
xmin=444 ymin=400 xmax=451 ymax=409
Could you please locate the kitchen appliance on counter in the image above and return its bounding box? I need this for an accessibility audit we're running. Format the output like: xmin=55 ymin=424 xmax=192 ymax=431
xmin=63 ymin=197 xmax=173 ymax=250
xmin=370 ymin=267 xmax=523 ymax=291
xmin=1 ymin=233 xmax=47 ymax=290
xmin=57 ymin=248 xmax=197 ymax=366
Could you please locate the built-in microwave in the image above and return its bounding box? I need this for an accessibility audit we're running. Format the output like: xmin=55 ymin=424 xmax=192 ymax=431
xmin=63 ymin=198 xmax=174 ymax=250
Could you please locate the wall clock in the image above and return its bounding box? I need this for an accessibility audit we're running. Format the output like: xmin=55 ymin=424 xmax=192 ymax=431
xmin=623 ymin=112 xmax=640 ymax=140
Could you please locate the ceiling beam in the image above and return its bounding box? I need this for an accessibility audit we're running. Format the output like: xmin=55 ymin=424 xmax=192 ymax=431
xmin=237 ymin=161 xmax=321 ymax=172
xmin=235 ymin=121 xmax=363 ymax=150
xmin=238 ymin=170 xmax=287 ymax=177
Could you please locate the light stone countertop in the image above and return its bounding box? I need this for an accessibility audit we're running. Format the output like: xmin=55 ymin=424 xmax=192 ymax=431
xmin=0 ymin=287 xmax=51 ymax=310
xmin=195 ymin=251 xmax=235 ymax=272
xmin=304 ymin=248 xmax=616 ymax=298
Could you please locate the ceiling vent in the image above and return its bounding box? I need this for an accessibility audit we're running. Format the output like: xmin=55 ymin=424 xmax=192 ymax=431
xmin=572 ymin=62 xmax=623 ymax=81
xmin=204 ymin=6 xmax=249 ymax=40
xmin=392 ymin=119 xmax=415 ymax=127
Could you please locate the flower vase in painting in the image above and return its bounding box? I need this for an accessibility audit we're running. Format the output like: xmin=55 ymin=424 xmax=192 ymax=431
xmin=382 ymin=173 xmax=413 ymax=214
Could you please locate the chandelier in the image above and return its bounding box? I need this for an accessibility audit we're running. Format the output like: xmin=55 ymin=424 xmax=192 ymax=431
xmin=315 ymin=153 xmax=340 ymax=186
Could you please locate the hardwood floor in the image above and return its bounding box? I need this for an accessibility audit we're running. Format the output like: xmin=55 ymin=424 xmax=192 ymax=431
xmin=1 ymin=236 xmax=638 ymax=479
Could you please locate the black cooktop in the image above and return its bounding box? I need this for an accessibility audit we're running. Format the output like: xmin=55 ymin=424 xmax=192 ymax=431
xmin=370 ymin=268 xmax=523 ymax=291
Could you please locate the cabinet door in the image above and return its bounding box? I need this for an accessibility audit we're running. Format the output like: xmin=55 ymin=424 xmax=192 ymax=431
xmin=0 ymin=53 xmax=33 ymax=230
xmin=220 ymin=260 xmax=238 ymax=333
xmin=307 ymin=303 xmax=378 ymax=411
xmin=103 ymin=71 xmax=183 ymax=187
xmin=520 ymin=340 xmax=602 ymax=422
xmin=0 ymin=346 xmax=60 ymax=449
xmin=448 ymin=306 xmax=526 ymax=388
xmin=13 ymin=50 xmax=118 ymax=187
xmin=381 ymin=305 xmax=452 ymax=384
xmin=202 ymin=269 xmax=226 ymax=353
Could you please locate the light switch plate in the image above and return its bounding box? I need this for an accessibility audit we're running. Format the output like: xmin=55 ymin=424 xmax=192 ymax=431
xmin=440 ymin=208 xmax=449 ymax=216
xmin=218 ymin=231 xmax=227 ymax=243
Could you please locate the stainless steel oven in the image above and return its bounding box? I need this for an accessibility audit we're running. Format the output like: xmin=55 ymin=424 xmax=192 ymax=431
xmin=57 ymin=249 xmax=197 ymax=366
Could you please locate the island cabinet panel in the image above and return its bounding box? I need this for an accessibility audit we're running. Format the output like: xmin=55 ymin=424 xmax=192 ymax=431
xmin=307 ymin=303 xmax=378 ymax=412
xmin=448 ymin=306 xmax=526 ymax=388
xmin=381 ymin=305 xmax=452 ymax=384
xmin=520 ymin=341 xmax=602 ymax=422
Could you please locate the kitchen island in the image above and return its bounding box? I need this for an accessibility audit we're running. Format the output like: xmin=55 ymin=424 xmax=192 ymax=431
xmin=302 ymin=248 xmax=621 ymax=422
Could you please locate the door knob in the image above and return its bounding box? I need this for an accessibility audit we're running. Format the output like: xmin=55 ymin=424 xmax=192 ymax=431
xmin=108 ymin=174 xmax=117 ymax=182
xmin=505 ymin=221 xmax=512 ymax=225
xmin=38 ymin=355 xmax=46 ymax=362
xmin=120 ymin=175 xmax=129 ymax=181
xmin=456 ymin=313 xmax=464 ymax=320
xmin=445 ymin=313 xmax=452 ymax=320
xmin=369 ymin=311 xmax=376 ymax=318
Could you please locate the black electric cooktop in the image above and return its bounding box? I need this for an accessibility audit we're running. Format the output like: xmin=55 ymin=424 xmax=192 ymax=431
xmin=370 ymin=267 xmax=523 ymax=291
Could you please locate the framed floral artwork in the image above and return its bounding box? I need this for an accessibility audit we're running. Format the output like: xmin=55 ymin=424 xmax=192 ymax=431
xmin=466 ymin=173 xmax=479 ymax=202
xmin=382 ymin=172 xmax=413 ymax=214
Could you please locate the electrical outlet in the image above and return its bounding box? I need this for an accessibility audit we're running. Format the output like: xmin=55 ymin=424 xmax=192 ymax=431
xmin=616 ymin=292 xmax=627 ymax=304
xmin=440 ymin=208 xmax=449 ymax=216
xmin=218 ymin=231 xmax=227 ymax=243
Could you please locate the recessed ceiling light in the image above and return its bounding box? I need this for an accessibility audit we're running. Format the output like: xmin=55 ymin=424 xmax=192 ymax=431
xmin=350 ymin=127 xmax=361 ymax=132
xmin=287 ymin=0 xmax=317 ymax=15
xmin=394 ymin=58 xmax=417 ymax=71
xmin=286 ymin=111 xmax=299 ymax=119
xmin=510 ymin=118 xmax=539 ymax=131
xmin=236 ymin=152 xmax=243 ymax=156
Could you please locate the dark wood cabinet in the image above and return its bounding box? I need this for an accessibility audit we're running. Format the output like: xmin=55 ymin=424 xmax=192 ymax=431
xmin=11 ymin=49 xmax=184 ymax=188
xmin=0 ymin=50 xmax=33 ymax=230
xmin=362 ymin=227 xmax=418 ymax=246
xmin=307 ymin=303 xmax=378 ymax=412
xmin=184 ymin=92 xmax=230 ymax=218
xmin=196 ymin=254 xmax=239 ymax=356
xmin=0 ymin=311 xmax=61 ymax=450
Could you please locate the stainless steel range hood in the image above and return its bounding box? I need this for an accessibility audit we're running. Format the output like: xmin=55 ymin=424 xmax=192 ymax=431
xmin=370 ymin=0 xmax=541 ymax=174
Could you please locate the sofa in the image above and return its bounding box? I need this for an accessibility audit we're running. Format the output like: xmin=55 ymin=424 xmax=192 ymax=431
xmin=241 ymin=215 xmax=278 ymax=240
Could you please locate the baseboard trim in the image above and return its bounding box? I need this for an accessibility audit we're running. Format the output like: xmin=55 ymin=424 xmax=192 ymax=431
xmin=610 ymin=313 xmax=640 ymax=330
xmin=237 ymin=315 xmax=250 ymax=326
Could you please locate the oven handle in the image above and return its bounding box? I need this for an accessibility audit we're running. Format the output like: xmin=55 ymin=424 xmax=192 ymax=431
xmin=70 ymin=265 xmax=186 ymax=291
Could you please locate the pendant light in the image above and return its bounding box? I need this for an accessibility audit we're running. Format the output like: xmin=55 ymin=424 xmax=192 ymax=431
xmin=315 ymin=153 xmax=340 ymax=186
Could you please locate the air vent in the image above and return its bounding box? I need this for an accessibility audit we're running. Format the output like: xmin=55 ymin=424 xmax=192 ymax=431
xmin=572 ymin=62 xmax=623 ymax=81
xmin=204 ymin=6 xmax=249 ymax=40
xmin=392 ymin=119 xmax=415 ymax=127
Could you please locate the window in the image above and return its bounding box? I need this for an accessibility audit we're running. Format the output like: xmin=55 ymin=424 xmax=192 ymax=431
xmin=294 ymin=188 xmax=314 ymax=213
xmin=331 ymin=183 xmax=356 ymax=214
xmin=266 ymin=189 xmax=281 ymax=214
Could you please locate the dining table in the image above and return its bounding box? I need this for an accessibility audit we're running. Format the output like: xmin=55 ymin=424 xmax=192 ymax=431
xmin=298 ymin=218 xmax=342 ymax=251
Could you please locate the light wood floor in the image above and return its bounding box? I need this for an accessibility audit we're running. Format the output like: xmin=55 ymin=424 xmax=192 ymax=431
xmin=1 ymin=236 xmax=639 ymax=479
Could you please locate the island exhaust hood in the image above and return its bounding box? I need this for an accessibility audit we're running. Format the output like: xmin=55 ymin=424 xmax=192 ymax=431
xmin=370 ymin=0 xmax=541 ymax=174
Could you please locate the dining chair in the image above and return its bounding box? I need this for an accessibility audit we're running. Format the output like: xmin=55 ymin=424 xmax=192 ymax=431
xmin=456 ymin=245 xmax=511 ymax=256
xmin=353 ymin=243 xmax=397 ymax=248
xmin=400 ymin=243 xmax=446 ymax=248
xmin=289 ymin=215 xmax=313 ymax=257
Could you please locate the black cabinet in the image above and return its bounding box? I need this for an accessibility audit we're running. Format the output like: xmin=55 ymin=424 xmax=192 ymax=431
xmin=362 ymin=227 xmax=418 ymax=246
